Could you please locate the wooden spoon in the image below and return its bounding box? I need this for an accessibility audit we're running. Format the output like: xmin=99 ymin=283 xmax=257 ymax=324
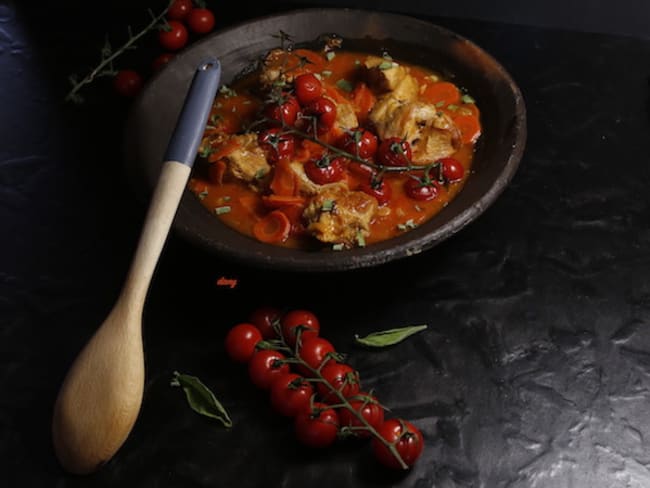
xmin=52 ymin=59 xmax=221 ymax=474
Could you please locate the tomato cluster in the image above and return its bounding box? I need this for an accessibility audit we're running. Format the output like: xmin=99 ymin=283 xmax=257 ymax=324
xmin=224 ymin=307 xmax=425 ymax=469
xmin=113 ymin=0 xmax=216 ymax=98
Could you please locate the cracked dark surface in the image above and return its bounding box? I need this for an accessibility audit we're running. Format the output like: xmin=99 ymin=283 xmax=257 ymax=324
xmin=3 ymin=2 xmax=650 ymax=487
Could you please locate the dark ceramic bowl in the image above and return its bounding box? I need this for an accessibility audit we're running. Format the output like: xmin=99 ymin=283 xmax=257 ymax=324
xmin=125 ymin=8 xmax=526 ymax=272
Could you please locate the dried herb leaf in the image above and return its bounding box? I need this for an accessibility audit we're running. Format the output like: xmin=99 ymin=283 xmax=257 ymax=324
xmin=336 ymin=79 xmax=353 ymax=92
xmin=354 ymin=325 xmax=428 ymax=348
xmin=171 ymin=371 xmax=232 ymax=427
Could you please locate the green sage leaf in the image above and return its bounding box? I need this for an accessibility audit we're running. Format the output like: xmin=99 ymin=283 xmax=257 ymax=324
xmin=171 ymin=371 xmax=233 ymax=427
xmin=354 ymin=325 xmax=428 ymax=348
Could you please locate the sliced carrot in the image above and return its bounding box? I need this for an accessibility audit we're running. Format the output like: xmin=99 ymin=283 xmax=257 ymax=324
xmin=323 ymin=85 xmax=349 ymax=104
xmin=422 ymin=81 xmax=461 ymax=106
xmin=253 ymin=210 xmax=291 ymax=244
xmin=270 ymin=159 xmax=298 ymax=196
xmin=207 ymin=160 xmax=227 ymax=185
xmin=208 ymin=137 xmax=240 ymax=163
xmin=261 ymin=194 xmax=306 ymax=209
xmin=238 ymin=195 xmax=263 ymax=219
xmin=453 ymin=114 xmax=482 ymax=144
xmin=279 ymin=204 xmax=307 ymax=236
xmin=351 ymin=82 xmax=376 ymax=123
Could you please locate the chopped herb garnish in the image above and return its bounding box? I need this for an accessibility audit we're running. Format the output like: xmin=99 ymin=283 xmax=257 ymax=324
xmin=209 ymin=113 xmax=223 ymax=125
xmin=255 ymin=169 xmax=267 ymax=180
xmin=215 ymin=102 xmax=222 ymax=109
xmin=435 ymin=101 xmax=446 ymax=108
xmin=336 ymin=79 xmax=353 ymax=92
xmin=198 ymin=189 xmax=209 ymax=200
xmin=332 ymin=243 xmax=345 ymax=251
xmin=447 ymin=104 xmax=459 ymax=111
xmin=220 ymin=196 xmax=231 ymax=203
xmin=219 ymin=85 xmax=237 ymax=98
xmin=243 ymin=100 xmax=252 ymax=105
xmin=313 ymin=73 xmax=323 ymax=80
xmin=414 ymin=205 xmax=423 ymax=212
xmin=397 ymin=219 xmax=418 ymax=231
xmin=378 ymin=61 xmax=394 ymax=70
xmin=321 ymin=199 xmax=335 ymax=212
xmin=231 ymin=106 xmax=237 ymax=112
xmin=354 ymin=59 xmax=361 ymax=65
xmin=321 ymin=70 xmax=333 ymax=77
xmin=215 ymin=206 xmax=231 ymax=215
xmin=199 ymin=146 xmax=214 ymax=158
xmin=461 ymin=94 xmax=476 ymax=104
xmin=382 ymin=52 xmax=392 ymax=60
xmin=356 ymin=231 xmax=366 ymax=247
xmin=326 ymin=51 xmax=336 ymax=61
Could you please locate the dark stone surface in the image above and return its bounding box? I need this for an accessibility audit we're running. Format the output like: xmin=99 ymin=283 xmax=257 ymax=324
xmin=3 ymin=1 xmax=650 ymax=487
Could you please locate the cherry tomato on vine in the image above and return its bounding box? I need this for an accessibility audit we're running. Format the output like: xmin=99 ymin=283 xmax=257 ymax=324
xmin=340 ymin=128 xmax=378 ymax=159
xmin=359 ymin=176 xmax=392 ymax=205
xmin=377 ymin=137 xmax=412 ymax=167
xmin=317 ymin=362 xmax=360 ymax=403
xmin=304 ymin=155 xmax=346 ymax=185
xmin=294 ymin=402 xmax=340 ymax=448
xmin=158 ymin=20 xmax=188 ymax=51
xmin=225 ymin=323 xmax=262 ymax=363
xmin=166 ymin=0 xmax=193 ymax=20
xmin=264 ymin=94 xmax=300 ymax=126
xmin=302 ymin=96 xmax=337 ymax=134
xmin=258 ymin=128 xmax=296 ymax=162
xmin=372 ymin=419 xmax=424 ymax=469
xmin=281 ymin=309 xmax=320 ymax=347
xmin=270 ymin=373 xmax=314 ymax=417
xmin=152 ymin=52 xmax=174 ymax=72
xmin=404 ymin=177 xmax=439 ymax=201
xmin=113 ymin=70 xmax=143 ymax=98
xmin=338 ymin=393 xmax=384 ymax=438
xmin=294 ymin=73 xmax=323 ymax=105
xmin=439 ymin=157 xmax=465 ymax=182
xmin=297 ymin=337 xmax=336 ymax=374
xmin=249 ymin=349 xmax=290 ymax=389
xmin=249 ymin=306 xmax=281 ymax=339
xmin=187 ymin=8 xmax=215 ymax=34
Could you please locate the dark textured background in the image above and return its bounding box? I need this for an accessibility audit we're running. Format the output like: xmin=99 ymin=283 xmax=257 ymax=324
xmin=3 ymin=1 xmax=650 ymax=487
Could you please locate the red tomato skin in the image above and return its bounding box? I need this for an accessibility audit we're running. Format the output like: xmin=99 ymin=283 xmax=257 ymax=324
xmin=294 ymin=403 xmax=340 ymax=448
xmin=281 ymin=309 xmax=321 ymax=347
xmin=317 ymin=362 xmax=361 ymax=403
xmin=167 ymin=0 xmax=192 ymax=20
xmin=404 ymin=178 xmax=439 ymax=201
xmin=359 ymin=177 xmax=392 ymax=205
xmin=269 ymin=373 xmax=314 ymax=417
xmin=338 ymin=394 xmax=384 ymax=438
xmin=304 ymin=156 xmax=345 ymax=184
xmin=248 ymin=350 xmax=290 ymax=390
xmin=372 ymin=419 xmax=424 ymax=469
xmin=224 ymin=323 xmax=263 ymax=363
xmin=296 ymin=337 xmax=336 ymax=375
xmin=249 ymin=306 xmax=281 ymax=339
xmin=377 ymin=137 xmax=412 ymax=167
xmin=264 ymin=95 xmax=300 ymax=126
xmin=158 ymin=20 xmax=188 ymax=51
xmin=113 ymin=70 xmax=143 ymax=98
xmin=439 ymin=157 xmax=465 ymax=182
xmin=294 ymin=73 xmax=323 ymax=105
xmin=258 ymin=128 xmax=296 ymax=163
xmin=187 ymin=8 xmax=215 ymax=34
xmin=303 ymin=97 xmax=337 ymax=133
xmin=341 ymin=129 xmax=378 ymax=160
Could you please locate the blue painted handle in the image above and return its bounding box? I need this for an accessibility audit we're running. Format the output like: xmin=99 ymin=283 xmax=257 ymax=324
xmin=163 ymin=58 xmax=221 ymax=167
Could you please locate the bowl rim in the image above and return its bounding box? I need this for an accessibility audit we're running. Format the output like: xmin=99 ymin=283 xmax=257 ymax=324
xmin=126 ymin=7 xmax=527 ymax=272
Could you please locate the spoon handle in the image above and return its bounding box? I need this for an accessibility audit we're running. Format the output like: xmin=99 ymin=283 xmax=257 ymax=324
xmin=52 ymin=59 xmax=221 ymax=475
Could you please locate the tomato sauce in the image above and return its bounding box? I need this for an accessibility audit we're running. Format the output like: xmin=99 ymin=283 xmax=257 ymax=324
xmin=188 ymin=48 xmax=481 ymax=249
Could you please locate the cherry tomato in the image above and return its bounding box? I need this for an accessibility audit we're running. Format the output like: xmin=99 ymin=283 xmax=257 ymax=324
xmin=439 ymin=157 xmax=465 ymax=182
xmin=294 ymin=73 xmax=323 ymax=105
xmin=294 ymin=402 xmax=340 ymax=448
xmin=304 ymin=155 xmax=346 ymax=185
xmin=303 ymin=97 xmax=337 ymax=134
xmin=187 ymin=8 xmax=215 ymax=34
xmin=166 ymin=0 xmax=192 ymax=20
xmin=377 ymin=137 xmax=412 ymax=167
xmin=297 ymin=337 xmax=336 ymax=374
xmin=341 ymin=129 xmax=378 ymax=159
xmin=317 ymin=362 xmax=360 ymax=403
xmin=338 ymin=393 xmax=384 ymax=438
xmin=152 ymin=53 xmax=174 ymax=72
xmin=281 ymin=309 xmax=320 ymax=347
xmin=359 ymin=176 xmax=392 ymax=205
xmin=113 ymin=70 xmax=143 ymax=98
xmin=158 ymin=20 xmax=188 ymax=51
xmin=249 ymin=306 xmax=281 ymax=339
xmin=224 ymin=323 xmax=262 ymax=363
xmin=264 ymin=94 xmax=300 ymax=126
xmin=248 ymin=349 xmax=290 ymax=390
xmin=372 ymin=419 xmax=424 ymax=469
xmin=404 ymin=177 xmax=439 ymax=201
xmin=270 ymin=373 xmax=314 ymax=417
xmin=258 ymin=128 xmax=296 ymax=162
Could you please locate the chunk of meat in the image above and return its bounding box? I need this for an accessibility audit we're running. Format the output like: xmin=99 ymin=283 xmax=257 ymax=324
xmin=221 ymin=134 xmax=270 ymax=184
xmin=303 ymin=186 xmax=378 ymax=246
xmin=369 ymin=100 xmax=460 ymax=163
xmin=363 ymin=56 xmax=409 ymax=92
xmin=333 ymin=99 xmax=358 ymax=131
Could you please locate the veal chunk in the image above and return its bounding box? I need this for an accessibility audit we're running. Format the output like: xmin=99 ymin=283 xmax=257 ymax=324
xmin=222 ymin=134 xmax=270 ymax=184
xmin=369 ymin=100 xmax=460 ymax=164
xmin=363 ymin=56 xmax=419 ymax=102
xmin=303 ymin=186 xmax=378 ymax=246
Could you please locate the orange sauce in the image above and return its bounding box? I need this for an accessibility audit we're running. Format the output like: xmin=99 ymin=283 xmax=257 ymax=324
xmin=188 ymin=49 xmax=481 ymax=249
